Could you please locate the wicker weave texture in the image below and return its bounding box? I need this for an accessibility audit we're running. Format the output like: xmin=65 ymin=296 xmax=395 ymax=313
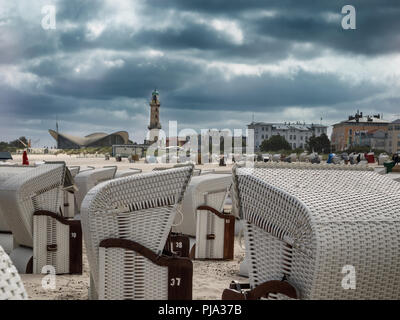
xmin=0 ymin=246 xmax=27 ymax=300
xmin=0 ymin=166 xmax=39 ymax=232
xmin=33 ymin=215 xmax=70 ymax=274
xmin=0 ymin=164 xmax=65 ymax=248
xmin=173 ymin=174 xmax=231 ymax=236
xmin=75 ymin=167 xmax=117 ymax=212
xmin=195 ymin=209 xmax=226 ymax=259
xmin=81 ymin=166 xmax=193 ymax=299
xmin=234 ymin=164 xmax=400 ymax=299
xmin=99 ymin=247 xmax=168 ymax=300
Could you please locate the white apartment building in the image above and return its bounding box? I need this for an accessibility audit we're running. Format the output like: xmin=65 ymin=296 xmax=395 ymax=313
xmin=248 ymin=121 xmax=328 ymax=150
xmin=386 ymin=119 xmax=400 ymax=154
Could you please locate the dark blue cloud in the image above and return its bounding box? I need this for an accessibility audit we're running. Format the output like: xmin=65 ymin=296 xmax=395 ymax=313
xmin=0 ymin=0 xmax=399 ymax=145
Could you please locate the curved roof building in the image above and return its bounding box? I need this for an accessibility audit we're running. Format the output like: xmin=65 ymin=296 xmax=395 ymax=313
xmin=49 ymin=130 xmax=129 ymax=149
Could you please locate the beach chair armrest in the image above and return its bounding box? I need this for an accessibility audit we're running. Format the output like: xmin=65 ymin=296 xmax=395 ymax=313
xmin=197 ymin=205 xmax=233 ymax=220
xmin=196 ymin=205 xmax=235 ymax=260
xmin=33 ymin=210 xmax=82 ymax=274
xmin=222 ymin=280 xmax=298 ymax=300
xmin=99 ymin=238 xmax=193 ymax=300
xmin=163 ymin=232 xmax=195 ymax=259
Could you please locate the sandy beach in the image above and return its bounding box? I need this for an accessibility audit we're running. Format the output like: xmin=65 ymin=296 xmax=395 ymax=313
xmin=20 ymin=240 xmax=245 ymax=300
xmin=11 ymin=154 xmax=246 ymax=300
xmin=9 ymin=154 xmax=397 ymax=300
xmin=9 ymin=153 xmax=234 ymax=173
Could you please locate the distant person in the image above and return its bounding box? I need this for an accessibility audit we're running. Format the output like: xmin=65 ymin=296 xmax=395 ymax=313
xmin=22 ymin=150 xmax=29 ymax=165
xmin=357 ymin=154 xmax=361 ymax=163
xmin=393 ymin=153 xmax=400 ymax=165
xmin=349 ymin=153 xmax=355 ymax=165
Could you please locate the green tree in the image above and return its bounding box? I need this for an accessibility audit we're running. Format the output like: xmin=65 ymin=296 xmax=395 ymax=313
xmin=306 ymin=133 xmax=331 ymax=153
xmin=9 ymin=136 xmax=28 ymax=148
xmin=260 ymin=135 xmax=291 ymax=152
xmin=0 ymin=141 xmax=9 ymax=152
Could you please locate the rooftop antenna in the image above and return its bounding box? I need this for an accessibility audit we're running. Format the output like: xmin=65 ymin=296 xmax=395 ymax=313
xmin=252 ymin=113 xmax=255 ymax=123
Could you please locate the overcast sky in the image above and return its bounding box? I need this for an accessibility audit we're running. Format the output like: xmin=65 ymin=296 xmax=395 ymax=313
xmin=1 ymin=0 xmax=399 ymax=147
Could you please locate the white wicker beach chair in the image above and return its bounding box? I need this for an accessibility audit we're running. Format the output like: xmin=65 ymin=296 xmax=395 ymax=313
xmin=0 ymin=245 xmax=28 ymax=300
xmin=224 ymin=162 xmax=400 ymax=300
xmin=378 ymin=154 xmax=390 ymax=165
xmin=114 ymin=168 xmax=142 ymax=178
xmin=0 ymin=164 xmax=68 ymax=252
xmin=200 ymin=169 xmax=216 ymax=175
xmin=168 ymin=174 xmax=234 ymax=260
xmin=173 ymin=174 xmax=232 ymax=237
xmin=307 ymin=153 xmax=321 ymax=164
xmin=62 ymin=166 xmax=80 ymax=219
xmin=67 ymin=166 xmax=80 ymax=177
xmin=272 ymin=154 xmax=281 ymax=162
xmin=153 ymin=164 xmax=201 ymax=176
xmin=0 ymin=163 xmax=82 ymax=275
xmin=289 ymin=153 xmax=297 ymax=162
xmin=0 ymin=165 xmax=32 ymax=254
xmin=299 ymin=152 xmax=308 ymax=162
xmin=74 ymin=167 xmax=117 ymax=212
xmin=81 ymin=166 xmax=193 ymax=300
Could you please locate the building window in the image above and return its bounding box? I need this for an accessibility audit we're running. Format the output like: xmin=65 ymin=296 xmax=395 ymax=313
xmin=289 ymin=135 xmax=292 ymax=140
xmin=262 ymin=127 xmax=265 ymax=131
xmin=301 ymin=136 xmax=303 ymax=140
xmin=265 ymin=135 xmax=268 ymax=139
xmin=262 ymin=135 xmax=264 ymax=139
xmin=293 ymin=135 xmax=296 ymax=140
xmin=293 ymin=143 xmax=296 ymax=148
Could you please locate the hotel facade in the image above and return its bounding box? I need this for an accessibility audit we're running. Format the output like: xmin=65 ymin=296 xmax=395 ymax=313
xmin=331 ymin=111 xmax=389 ymax=152
xmin=248 ymin=122 xmax=328 ymax=151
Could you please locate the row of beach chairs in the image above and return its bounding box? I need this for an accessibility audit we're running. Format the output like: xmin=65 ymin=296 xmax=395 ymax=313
xmin=2 ymin=162 xmax=400 ymax=299
xmin=0 ymin=163 xmax=235 ymax=299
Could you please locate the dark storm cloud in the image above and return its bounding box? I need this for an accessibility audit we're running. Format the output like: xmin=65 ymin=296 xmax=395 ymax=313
xmin=130 ymin=23 xmax=302 ymax=63
xmin=252 ymin=6 xmax=400 ymax=56
xmin=146 ymin=0 xmax=398 ymax=16
xmin=1 ymin=0 xmax=399 ymax=146
xmin=26 ymin=55 xmax=201 ymax=100
xmin=147 ymin=0 xmax=400 ymax=56
xmin=24 ymin=53 xmax=381 ymax=112
xmin=6 ymin=0 xmax=397 ymax=65
xmin=164 ymin=70 xmax=383 ymax=111
xmin=56 ymin=0 xmax=106 ymax=23
xmin=0 ymin=85 xmax=78 ymax=118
